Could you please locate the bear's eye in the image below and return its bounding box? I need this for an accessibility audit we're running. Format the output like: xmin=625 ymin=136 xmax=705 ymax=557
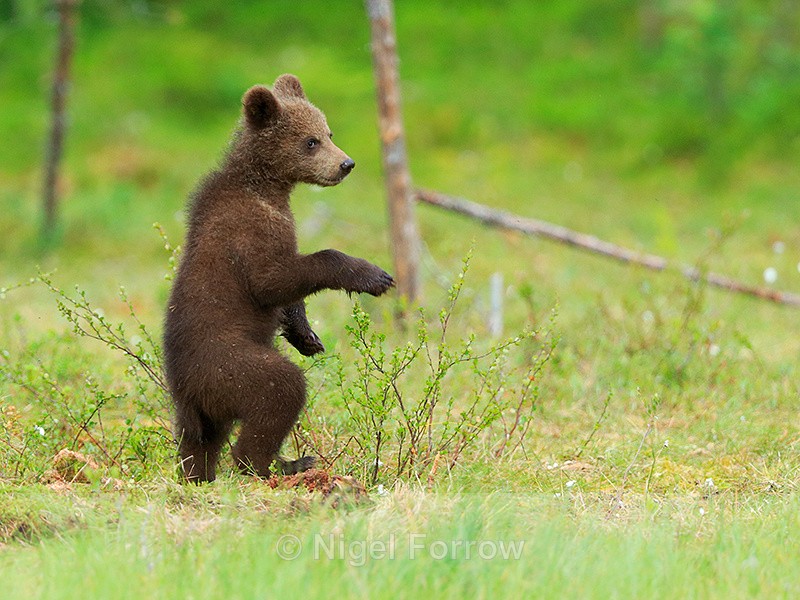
xmin=306 ymin=138 xmax=319 ymax=150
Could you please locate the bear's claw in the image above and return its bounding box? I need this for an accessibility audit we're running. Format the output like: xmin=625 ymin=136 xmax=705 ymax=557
xmin=275 ymin=455 xmax=317 ymax=475
xmin=365 ymin=270 xmax=395 ymax=296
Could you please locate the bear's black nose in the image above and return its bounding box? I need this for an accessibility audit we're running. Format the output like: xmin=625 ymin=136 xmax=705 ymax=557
xmin=340 ymin=158 xmax=355 ymax=174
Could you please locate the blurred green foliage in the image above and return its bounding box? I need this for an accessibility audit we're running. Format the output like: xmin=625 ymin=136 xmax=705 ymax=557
xmin=0 ymin=0 xmax=798 ymax=355
xmin=2 ymin=0 xmax=799 ymax=171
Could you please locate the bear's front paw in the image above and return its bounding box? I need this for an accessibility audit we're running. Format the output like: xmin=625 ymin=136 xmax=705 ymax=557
xmin=352 ymin=264 xmax=395 ymax=297
xmin=283 ymin=328 xmax=325 ymax=356
xmin=364 ymin=269 xmax=395 ymax=297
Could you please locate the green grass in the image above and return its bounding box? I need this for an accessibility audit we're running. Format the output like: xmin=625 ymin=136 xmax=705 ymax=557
xmin=2 ymin=1 xmax=800 ymax=597
xmin=3 ymin=484 xmax=800 ymax=599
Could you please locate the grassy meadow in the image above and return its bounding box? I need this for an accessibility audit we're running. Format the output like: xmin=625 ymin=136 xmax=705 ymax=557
xmin=1 ymin=1 xmax=800 ymax=597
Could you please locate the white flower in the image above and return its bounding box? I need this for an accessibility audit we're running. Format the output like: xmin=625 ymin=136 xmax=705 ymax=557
xmin=34 ymin=426 xmax=45 ymax=437
xmin=763 ymin=267 xmax=778 ymax=284
xmin=376 ymin=484 xmax=389 ymax=497
xmin=699 ymin=507 xmax=706 ymax=516
xmin=565 ymin=480 xmax=576 ymax=489
xmin=708 ymin=344 xmax=720 ymax=357
xmin=772 ymin=241 xmax=785 ymax=254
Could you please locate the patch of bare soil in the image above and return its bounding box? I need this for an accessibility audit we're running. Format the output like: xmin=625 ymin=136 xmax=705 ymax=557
xmin=266 ymin=468 xmax=368 ymax=505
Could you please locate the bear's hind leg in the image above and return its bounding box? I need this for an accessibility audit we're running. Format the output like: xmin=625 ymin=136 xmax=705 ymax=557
xmin=232 ymin=351 xmax=313 ymax=477
xmin=177 ymin=406 xmax=232 ymax=483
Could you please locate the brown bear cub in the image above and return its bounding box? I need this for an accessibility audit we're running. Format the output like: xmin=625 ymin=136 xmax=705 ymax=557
xmin=164 ymin=74 xmax=394 ymax=483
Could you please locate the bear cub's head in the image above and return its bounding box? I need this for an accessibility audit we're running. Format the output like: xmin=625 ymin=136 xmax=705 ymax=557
xmin=240 ymin=74 xmax=355 ymax=187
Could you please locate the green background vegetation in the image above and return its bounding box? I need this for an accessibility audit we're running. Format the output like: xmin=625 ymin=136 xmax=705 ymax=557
xmin=1 ymin=1 xmax=799 ymax=597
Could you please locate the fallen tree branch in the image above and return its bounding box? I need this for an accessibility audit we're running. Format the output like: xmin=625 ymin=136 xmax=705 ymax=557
xmin=415 ymin=188 xmax=800 ymax=308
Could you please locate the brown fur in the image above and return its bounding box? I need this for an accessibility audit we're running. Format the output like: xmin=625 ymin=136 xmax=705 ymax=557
xmin=163 ymin=74 xmax=394 ymax=483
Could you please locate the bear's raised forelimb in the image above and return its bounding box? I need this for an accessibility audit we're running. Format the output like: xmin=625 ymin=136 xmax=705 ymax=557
xmin=245 ymin=249 xmax=395 ymax=308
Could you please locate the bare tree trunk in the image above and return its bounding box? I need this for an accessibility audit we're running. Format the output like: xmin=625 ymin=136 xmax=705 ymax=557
xmin=42 ymin=0 xmax=78 ymax=239
xmin=365 ymin=0 xmax=421 ymax=305
xmin=416 ymin=188 xmax=800 ymax=308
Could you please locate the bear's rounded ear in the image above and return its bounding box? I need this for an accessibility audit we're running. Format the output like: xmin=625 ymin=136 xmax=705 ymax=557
xmin=273 ymin=74 xmax=306 ymax=100
xmin=242 ymin=85 xmax=280 ymax=129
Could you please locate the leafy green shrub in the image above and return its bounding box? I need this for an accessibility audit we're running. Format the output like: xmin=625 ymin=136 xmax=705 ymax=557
xmin=297 ymin=255 xmax=558 ymax=485
xmin=0 ymin=282 xmax=174 ymax=483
